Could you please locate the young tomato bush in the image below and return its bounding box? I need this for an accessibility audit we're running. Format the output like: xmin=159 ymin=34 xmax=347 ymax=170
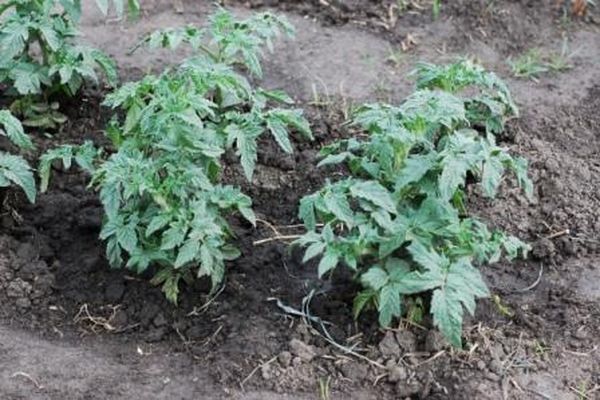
xmin=0 ymin=0 xmax=138 ymax=127
xmin=40 ymin=9 xmax=312 ymax=302
xmin=0 ymin=109 xmax=36 ymax=203
xmin=295 ymin=60 xmax=532 ymax=347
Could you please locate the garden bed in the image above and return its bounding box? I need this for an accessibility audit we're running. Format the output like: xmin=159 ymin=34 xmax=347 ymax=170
xmin=1 ymin=1 xmax=599 ymax=399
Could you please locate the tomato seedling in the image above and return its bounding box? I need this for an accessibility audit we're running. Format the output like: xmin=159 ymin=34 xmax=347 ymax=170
xmin=296 ymin=60 xmax=532 ymax=347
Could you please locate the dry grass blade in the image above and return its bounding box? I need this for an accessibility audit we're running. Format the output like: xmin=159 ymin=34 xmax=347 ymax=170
xmin=73 ymin=304 xmax=119 ymax=333
xmin=269 ymin=291 xmax=385 ymax=369
xmin=10 ymin=372 xmax=43 ymax=389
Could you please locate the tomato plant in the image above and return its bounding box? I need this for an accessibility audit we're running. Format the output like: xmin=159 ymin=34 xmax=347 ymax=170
xmin=40 ymin=9 xmax=312 ymax=302
xmin=295 ymin=60 xmax=532 ymax=347
xmin=0 ymin=0 xmax=138 ymax=128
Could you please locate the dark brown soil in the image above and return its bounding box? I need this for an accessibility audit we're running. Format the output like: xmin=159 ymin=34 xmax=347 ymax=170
xmin=1 ymin=1 xmax=599 ymax=399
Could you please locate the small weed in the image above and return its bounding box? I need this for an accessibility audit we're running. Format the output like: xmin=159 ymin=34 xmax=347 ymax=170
xmin=509 ymin=49 xmax=548 ymax=81
xmin=546 ymin=39 xmax=576 ymax=73
xmin=318 ymin=376 xmax=331 ymax=400
xmin=510 ymin=42 xmax=577 ymax=81
xmin=532 ymin=339 xmax=550 ymax=357
xmin=571 ymin=379 xmax=593 ymax=400
xmin=373 ymin=79 xmax=393 ymax=102
xmin=432 ymin=0 xmax=441 ymax=19
xmin=492 ymin=294 xmax=514 ymax=318
xmin=387 ymin=46 xmax=407 ymax=68
xmin=361 ymin=53 xmax=377 ymax=68
xmin=396 ymin=0 xmax=410 ymax=13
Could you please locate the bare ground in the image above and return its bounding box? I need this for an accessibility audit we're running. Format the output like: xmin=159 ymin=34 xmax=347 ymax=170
xmin=1 ymin=1 xmax=599 ymax=399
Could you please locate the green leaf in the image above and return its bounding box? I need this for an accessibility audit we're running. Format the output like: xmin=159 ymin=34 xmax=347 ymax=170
xmin=349 ymin=180 xmax=396 ymax=214
xmin=0 ymin=110 xmax=32 ymax=150
xmin=39 ymin=25 xmax=61 ymax=51
xmin=317 ymin=152 xmax=351 ymax=168
xmin=266 ymin=115 xmax=293 ymax=153
xmin=175 ymin=239 xmax=200 ymax=268
xmin=106 ymin=237 xmax=123 ymax=268
xmin=257 ymin=89 xmax=294 ymax=104
xmin=361 ymin=267 xmax=389 ymax=291
xmin=407 ymin=241 xmax=448 ymax=271
xmin=512 ymin=157 xmax=534 ymax=200
xmin=317 ymin=250 xmax=339 ymax=278
xmin=378 ymin=284 xmax=401 ymax=327
xmin=439 ymin=157 xmax=470 ymax=201
xmin=0 ymin=153 xmax=36 ymax=203
xmin=0 ymin=22 xmax=28 ymax=59
xmin=11 ymin=64 xmax=43 ymax=95
xmin=502 ymin=235 xmax=530 ymax=260
xmin=238 ymin=206 xmax=256 ymax=226
xmin=116 ymin=219 xmax=138 ymax=253
xmin=323 ymin=191 xmax=354 ymax=226
xmin=429 ymin=258 xmax=490 ymax=348
xmin=161 ymin=224 xmax=188 ymax=251
xmin=353 ymin=290 xmax=375 ymax=319
xmin=481 ymin=154 xmax=504 ymax=198
xmin=299 ymin=196 xmax=316 ymax=231
xmin=151 ymin=269 xmax=181 ymax=304
xmin=302 ymin=241 xmax=326 ymax=263
xmin=91 ymin=49 xmax=119 ymax=86
xmin=269 ymin=109 xmax=312 ymax=139
xmin=226 ymin=124 xmax=259 ymax=181
xmin=431 ymin=288 xmax=463 ymax=348
xmin=395 ymin=154 xmax=435 ymax=191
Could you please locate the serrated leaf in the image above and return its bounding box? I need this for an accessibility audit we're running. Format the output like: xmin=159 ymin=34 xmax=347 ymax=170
xmin=257 ymin=89 xmax=294 ymax=104
xmin=323 ymin=191 xmax=354 ymax=226
xmin=302 ymin=241 xmax=326 ymax=263
xmin=11 ymin=65 xmax=43 ymax=95
xmin=0 ymin=153 xmax=36 ymax=203
xmin=106 ymin=237 xmax=123 ymax=268
xmin=378 ymin=284 xmax=401 ymax=327
xmin=0 ymin=110 xmax=32 ymax=150
xmin=299 ymin=196 xmax=316 ymax=231
xmin=175 ymin=239 xmax=200 ymax=268
xmin=349 ymin=180 xmax=396 ymax=214
xmin=91 ymin=49 xmax=118 ymax=86
xmin=269 ymin=109 xmax=312 ymax=139
xmin=502 ymin=235 xmax=530 ymax=260
xmin=395 ymin=154 xmax=435 ymax=191
xmin=353 ymin=290 xmax=375 ymax=320
xmin=361 ymin=267 xmax=388 ymax=291
xmin=512 ymin=157 xmax=534 ymax=200
xmin=146 ymin=214 xmax=171 ymax=237
xmin=39 ymin=25 xmax=61 ymax=51
xmin=0 ymin=22 xmax=28 ymax=59
xmin=431 ymin=288 xmax=463 ymax=348
xmin=226 ymin=124 xmax=259 ymax=181
xmin=439 ymin=157 xmax=470 ymax=201
xmin=266 ymin=115 xmax=293 ymax=153
xmin=117 ymin=220 xmax=138 ymax=253
xmin=161 ymin=224 xmax=188 ymax=251
xmin=481 ymin=154 xmax=504 ymax=197
xmin=238 ymin=206 xmax=256 ymax=226
xmin=317 ymin=250 xmax=339 ymax=278
xmin=407 ymin=241 xmax=448 ymax=271
xmin=317 ymin=152 xmax=351 ymax=168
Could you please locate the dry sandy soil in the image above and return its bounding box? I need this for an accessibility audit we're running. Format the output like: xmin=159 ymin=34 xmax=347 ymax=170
xmin=1 ymin=1 xmax=599 ymax=399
